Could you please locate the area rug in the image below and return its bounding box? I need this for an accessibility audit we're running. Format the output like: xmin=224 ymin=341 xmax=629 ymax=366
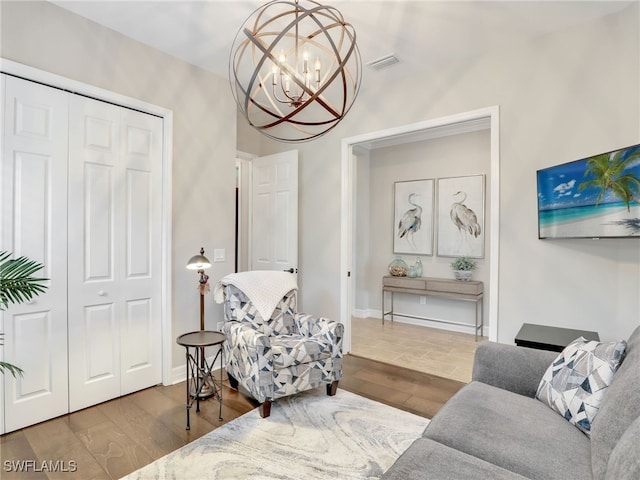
xmin=121 ymin=389 xmax=429 ymax=480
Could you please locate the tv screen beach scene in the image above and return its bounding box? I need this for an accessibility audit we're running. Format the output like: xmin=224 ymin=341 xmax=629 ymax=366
xmin=537 ymin=144 xmax=640 ymax=239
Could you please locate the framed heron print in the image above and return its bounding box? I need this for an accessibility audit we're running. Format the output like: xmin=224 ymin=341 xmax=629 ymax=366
xmin=437 ymin=174 xmax=485 ymax=258
xmin=393 ymin=179 xmax=434 ymax=255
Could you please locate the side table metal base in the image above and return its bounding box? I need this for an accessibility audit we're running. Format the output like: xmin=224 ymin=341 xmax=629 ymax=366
xmin=191 ymin=378 xmax=216 ymax=399
xmin=177 ymin=331 xmax=226 ymax=430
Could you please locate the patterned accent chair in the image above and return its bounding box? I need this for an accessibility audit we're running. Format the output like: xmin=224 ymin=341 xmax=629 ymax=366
xmin=220 ymin=284 xmax=344 ymax=417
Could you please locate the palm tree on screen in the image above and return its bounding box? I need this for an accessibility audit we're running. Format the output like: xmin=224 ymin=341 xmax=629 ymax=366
xmin=578 ymin=149 xmax=640 ymax=211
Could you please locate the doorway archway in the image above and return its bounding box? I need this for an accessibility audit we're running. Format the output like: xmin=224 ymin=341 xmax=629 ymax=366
xmin=340 ymin=106 xmax=500 ymax=353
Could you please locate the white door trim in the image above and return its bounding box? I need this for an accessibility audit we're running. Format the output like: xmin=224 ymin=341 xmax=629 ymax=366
xmin=340 ymin=106 xmax=500 ymax=351
xmin=236 ymin=151 xmax=257 ymax=273
xmin=0 ymin=58 xmax=174 ymax=386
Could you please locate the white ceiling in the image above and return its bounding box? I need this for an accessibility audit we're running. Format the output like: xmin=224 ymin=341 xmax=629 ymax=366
xmin=51 ymin=0 xmax=634 ymax=84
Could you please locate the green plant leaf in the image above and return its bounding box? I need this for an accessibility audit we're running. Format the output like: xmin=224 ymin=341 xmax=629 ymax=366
xmin=0 ymin=361 xmax=24 ymax=378
xmin=0 ymin=251 xmax=48 ymax=377
xmin=451 ymin=256 xmax=477 ymax=271
xmin=0 ymin=253 xmax=48 ymax=311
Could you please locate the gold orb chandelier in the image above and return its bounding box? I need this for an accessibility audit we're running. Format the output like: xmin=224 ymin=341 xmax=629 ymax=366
xmin=229 ymin=0 xmax=362 ymax=142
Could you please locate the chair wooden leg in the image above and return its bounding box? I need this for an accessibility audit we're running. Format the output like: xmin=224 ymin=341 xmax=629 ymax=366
xmin=227 ymin=373 xmax=239 ymax=390
xmin=260 ymin=401 xmax=272 ymax=418
xmin=327 ymin=380 xmax=339 ymax=396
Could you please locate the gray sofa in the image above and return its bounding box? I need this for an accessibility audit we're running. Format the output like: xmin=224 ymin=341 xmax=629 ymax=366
xmin=383 ymin=325 xmax=640 ymax=480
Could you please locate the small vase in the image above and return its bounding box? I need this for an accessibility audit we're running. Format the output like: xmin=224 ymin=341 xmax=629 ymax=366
xmin=388 ymin=256 xmax=408 ymax=277
xmin=414 ymin=258 xmax=423 ymax=277
xmin=454 ymin=270 xmax=473 ymax=282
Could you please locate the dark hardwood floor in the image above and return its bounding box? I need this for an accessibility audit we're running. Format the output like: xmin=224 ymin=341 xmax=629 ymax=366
xmin=0 ymin=355 xmax=465 ymax=479
xmin=341 ymin=354 xmax=465 ymax=419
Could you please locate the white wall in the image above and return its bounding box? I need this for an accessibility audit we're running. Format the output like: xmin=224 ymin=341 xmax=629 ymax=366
xmin=356 ymin=131 xmax=491 ymax=333
xmin=254 ymin=3 xmax=640 ymax=343
xmin=1 ymin=1 xmax=238 ymax=369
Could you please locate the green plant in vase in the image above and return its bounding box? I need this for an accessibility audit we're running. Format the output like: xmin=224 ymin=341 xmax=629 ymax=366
xmin=451 ymin=256 xmax=477 ymax=282
xmin=0 ymin=251 xmax=48 ymax=377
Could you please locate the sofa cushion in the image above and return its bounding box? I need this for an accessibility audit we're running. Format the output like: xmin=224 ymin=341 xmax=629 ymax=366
xmin=382 ymin=438 xmax=529 ymax=480
xmin=424 ymin=381 xmax=592 ymax=480
xmin=535 ymin=337 xmax=626 ymax=436
xmin=591 ymin=326 xmax=640 ymax=480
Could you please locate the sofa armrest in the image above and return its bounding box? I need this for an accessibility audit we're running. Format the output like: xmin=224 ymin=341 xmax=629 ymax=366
xmin=472 ymin=341 xmax=557 ymax=398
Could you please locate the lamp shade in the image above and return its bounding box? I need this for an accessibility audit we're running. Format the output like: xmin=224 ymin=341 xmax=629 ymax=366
xmin=186 ymin=248 xmax=211 ymax=270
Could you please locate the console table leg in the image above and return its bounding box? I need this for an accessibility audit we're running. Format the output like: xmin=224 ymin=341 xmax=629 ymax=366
xmin=475 ymin=299 xmax=478 ymax=342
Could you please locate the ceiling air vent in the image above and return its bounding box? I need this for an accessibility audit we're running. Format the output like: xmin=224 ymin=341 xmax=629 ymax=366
xmin=366 ymin=54 xmax=400 ymax=71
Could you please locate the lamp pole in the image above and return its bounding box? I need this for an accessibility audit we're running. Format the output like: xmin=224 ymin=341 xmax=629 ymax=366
xmin=186 ymin=247 xmax=214 ymax=398
xmin=198 ymin=268 xmax=208 ymax=331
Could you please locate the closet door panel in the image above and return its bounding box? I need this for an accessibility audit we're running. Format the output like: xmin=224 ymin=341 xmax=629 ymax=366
xmin=83 ymin=304 xmax=118 ymax=380
xmin=12 ymin=311 xmax=55 ymax=394
xmin=85 ymin=162 xmax=115 ymax=280
xmin=12 ymin=152 xmax=49 ymax=264
xmin=120 ymin=109 xmax=162 ymax=394
xmin=68 ymin=96 xmax=122 ymax=412
xmin=1 ymin=75 xmax=69 ymax=433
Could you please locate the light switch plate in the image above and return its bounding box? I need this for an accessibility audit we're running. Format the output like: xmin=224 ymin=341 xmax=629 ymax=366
xmin=213 ymin=248 xmax=225 ymax=262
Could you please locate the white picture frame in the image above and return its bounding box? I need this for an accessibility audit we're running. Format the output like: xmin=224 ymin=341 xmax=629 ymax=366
xmin=437 ymin=174 xmax=485 ymax=258
xmin=393 ymin=179 xmax=434 ymax=255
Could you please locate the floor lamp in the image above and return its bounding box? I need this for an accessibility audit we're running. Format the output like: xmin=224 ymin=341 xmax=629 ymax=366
xmin=186 ymin=247 xmax=213 ymax=398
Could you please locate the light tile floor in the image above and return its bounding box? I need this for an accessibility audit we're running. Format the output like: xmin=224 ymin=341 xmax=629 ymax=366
xmin=350 ymin=316 xmax=487 ymax=383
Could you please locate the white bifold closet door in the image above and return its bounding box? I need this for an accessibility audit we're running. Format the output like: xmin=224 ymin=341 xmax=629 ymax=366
xmin=67 ymin=95 xmax=162 ymax=412
xmin=2 ymin=75 xmax=163 ymax=432
xmin=1 ymin=75 xmax=70 ymax=432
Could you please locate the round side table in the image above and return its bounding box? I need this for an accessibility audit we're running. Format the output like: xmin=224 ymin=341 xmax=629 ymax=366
xmin=176 ymin=330 xmax=226 ymax=430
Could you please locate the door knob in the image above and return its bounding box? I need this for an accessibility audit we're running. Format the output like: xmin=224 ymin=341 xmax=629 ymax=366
xmin=98 ymin=290 xmax=107 ymax=296
xmin=283 ymin=267 xmax=298 ymax=274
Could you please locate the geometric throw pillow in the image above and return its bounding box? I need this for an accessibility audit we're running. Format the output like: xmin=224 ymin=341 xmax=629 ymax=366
xmin=535 ymin=337 xmax=627 ymax=437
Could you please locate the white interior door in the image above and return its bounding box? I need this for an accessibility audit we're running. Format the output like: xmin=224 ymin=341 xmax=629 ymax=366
xmin=1 ymin=75 xmax=70 ymax=432
xmin=67 ymin=96 xmax=162 ymax=411
xmin=250 ymin=150 xmax=298 ymax=273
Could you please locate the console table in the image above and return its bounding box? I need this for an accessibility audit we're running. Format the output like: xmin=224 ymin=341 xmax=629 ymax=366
xmin=382 ymin=276 xmax=484 ymax=340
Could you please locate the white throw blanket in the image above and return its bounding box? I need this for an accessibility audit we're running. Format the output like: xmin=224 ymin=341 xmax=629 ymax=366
xmin=213 ymin=271 xmax=298 ymax=321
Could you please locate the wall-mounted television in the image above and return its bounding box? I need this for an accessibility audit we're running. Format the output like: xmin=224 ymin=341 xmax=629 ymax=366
xmin=537 ymin=143 xmax=640 ymax=239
